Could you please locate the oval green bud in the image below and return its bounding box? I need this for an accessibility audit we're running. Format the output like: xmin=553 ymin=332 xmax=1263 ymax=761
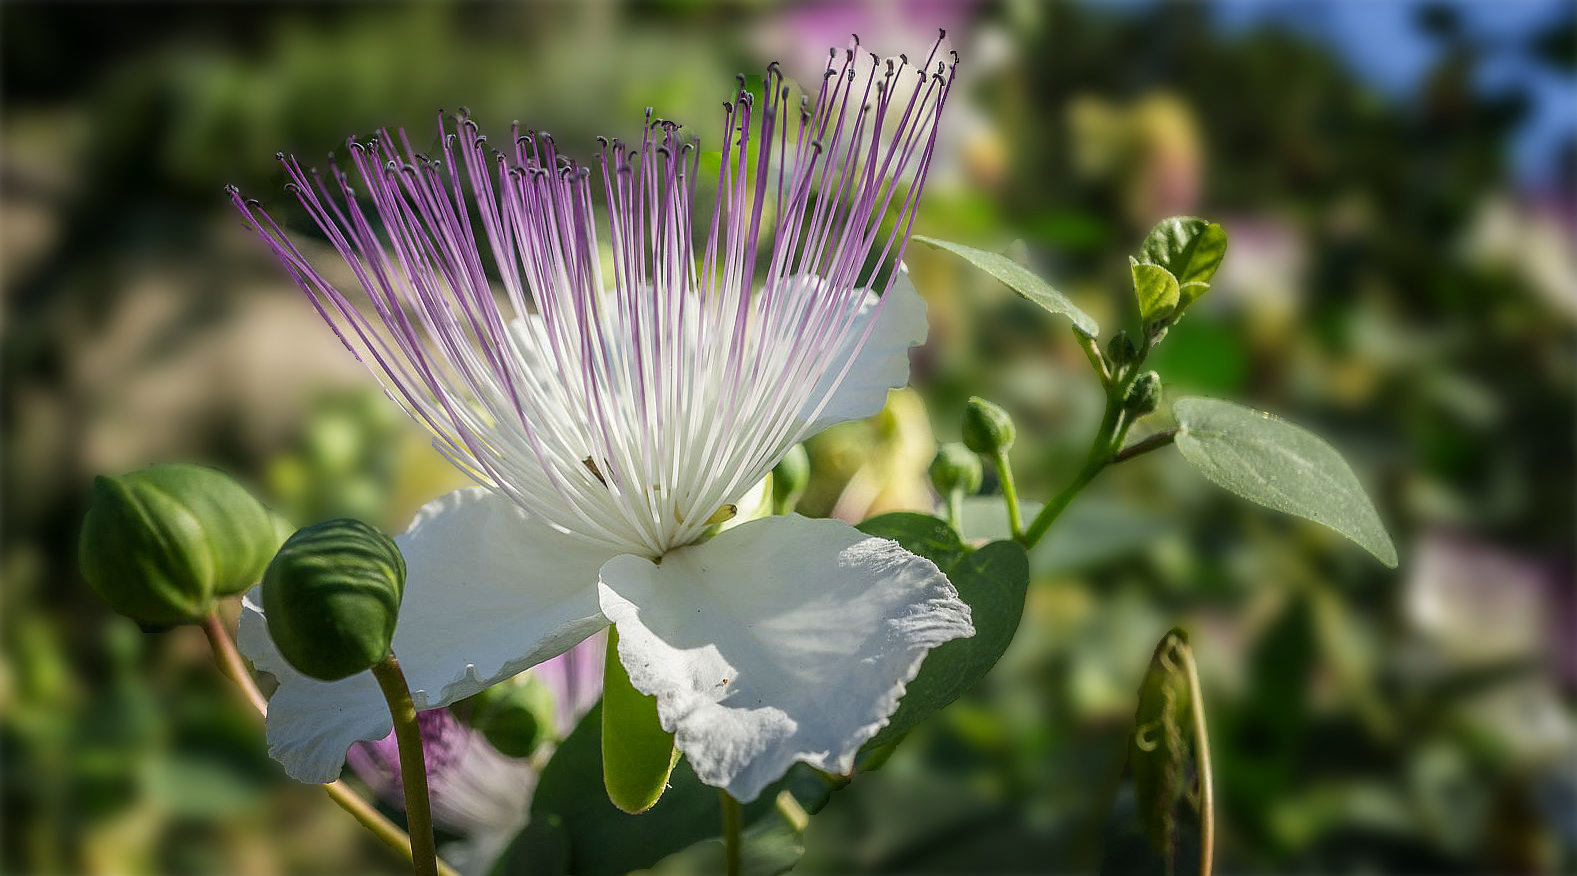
xmin=961 ymin=396 xmax=1016 ymax=455
xmin=771 ymin=443 xmax=811 ymax=513
xmin=80 ymin=464 xmax=289 ymax=625
xmin=1106 ymin=330 xmax=1138 ymax=369
xmin=454 ymin=675 xmax=558 ymax=758
xmin=929 ymin=442 xmax=983 ymax=496
xmin=262 ymin=519 xmax=405 ymax=682
xmin=1124 ymin=371 xmax=1163 ymax=417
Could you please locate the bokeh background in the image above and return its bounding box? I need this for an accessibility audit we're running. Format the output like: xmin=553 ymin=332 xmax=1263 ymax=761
xmin=3 ymin=1 xmax=1574 ymax=873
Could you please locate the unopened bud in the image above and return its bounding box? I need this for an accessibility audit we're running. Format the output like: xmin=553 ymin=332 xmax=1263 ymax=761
xmin=929 ymin=443 xmax=983 ymax=496
xmin=1124 ymin=371 xmax=1162 ymax=417
xmin=1106 ymin=331 xmax=1138 ymax=369
xmin=961 ymin=396 xmax=1016 ymax=455
xmin=80 ymin=464 xmax=289 ymax=625
xmin=262 ymin=519 xmax=405 ymax=681
xmin=453 ymin=676 xmax=557 ymax=758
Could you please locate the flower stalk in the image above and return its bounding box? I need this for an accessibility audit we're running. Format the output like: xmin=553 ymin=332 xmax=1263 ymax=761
xmin=1019 ymin=327 xmax=1174 ymax=549
xmin=199 ymin=613 xmax=458 ymax=876
xmin=370 ymin=655 xmax=439 ymax=876
xmin=721 ymin=789 xmax=743 ymax=876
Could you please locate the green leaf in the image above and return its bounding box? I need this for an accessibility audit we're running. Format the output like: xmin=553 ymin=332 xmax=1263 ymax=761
xmin=864 ymin=539 xmax=1029 ymax=749
xmin=1173 ymin=397 xmax=1398 ymax=567
xmin=857 ymin=512 xmax=967 ymax=571
xmin=1139 ymin=217 xmax=1228 ymax=307
xmin=601 ymin=627 xmax=678 ymax=814
xmin=1131 ymin=259 xmax=1180 ymax=327
xmin=518 ymin=703 xmax=834 ymax=876
xmin=914 ymin=235 xmax=1100 ymax=337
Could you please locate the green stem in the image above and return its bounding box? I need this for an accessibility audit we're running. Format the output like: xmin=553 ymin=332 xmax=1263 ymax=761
xmin=201 ymin=613 xmax=459 ymax=876
xmin=1111 ymin=429 xmax=1177 ymax=464
xmin=945 ymin=487 xmax=964 ymax=533
xmin=991 ymin=450 xmax=1024 ymax=540
xmin=371 ymin=655 xmax=439 ymax=876
xmin=721 ymin=789 xmax=743 ymax=876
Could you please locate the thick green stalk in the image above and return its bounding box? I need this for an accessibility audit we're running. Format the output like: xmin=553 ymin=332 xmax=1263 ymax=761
xmin=992 ymin=450 xmax=1025 ymax=540
xmin=371 ymin=655 xmax=439 ymax=876
xmin=721 ymin=789 xmax=743 ymax=876
xmin=200 ymin=613 xmax=459 ymax=876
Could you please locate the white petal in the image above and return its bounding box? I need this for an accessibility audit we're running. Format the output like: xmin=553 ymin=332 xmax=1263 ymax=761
xmin=800 ymin=269 xmax=929 ymax=435
xmin=596 ymin=514 xmax=973 ymax=802
xmin=239 ymin=487 xmax=613 ymax=782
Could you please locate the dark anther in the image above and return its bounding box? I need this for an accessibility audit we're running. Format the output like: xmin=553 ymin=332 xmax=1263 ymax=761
xmin=245 ymin=198 xmax=260 ymax=207
xmin=938 ymin=27 xmax=947 ymax=39
xmin=274 ymin=151 xmax=285 ymax=161
xmin=852 ymin=32 xmax=861 ymax=45
xmin=223 ymin=184 xmax=239 ymax=195
xmin=597 ymin=136 xmax=609 ymax=147
xmin=900 ymin=53 xmax=909 ymax=64
xmin=949 ymin=50 xmax=960 ymax=64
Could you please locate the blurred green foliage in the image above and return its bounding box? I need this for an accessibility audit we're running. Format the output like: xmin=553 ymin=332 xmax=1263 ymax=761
xmin=3 ymin=1 xmax=1572 ymax=874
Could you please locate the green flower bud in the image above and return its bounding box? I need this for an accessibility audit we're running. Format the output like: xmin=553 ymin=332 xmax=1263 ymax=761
xmin=1106 ymin=330 xmax=1138 ymax=369
xmin=771 ymin=443 xmax=811 ymax=514
xmin=929 ymin=443 xmax=983 ymax=496
xmin=262 ymin=519 xmax=405 ymax=682
xmin=961 ymin=396 xmax=1016 ymax=455
xmin=80 ymin=464 xmax=289 ymax=625
xmin=1124 ymin=371 xmax=1163 ymax=417
xmin=453 ymin=675 xmax=557 ymax=758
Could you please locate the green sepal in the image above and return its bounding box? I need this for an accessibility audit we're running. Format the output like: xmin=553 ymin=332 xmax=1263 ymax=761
xmin=261 ymin=518 xmax=405 ymax=682
xmin=80 ymin=464 xmax=289 ymax=625
xmin=601 ymin=626 xmax=679 ymax=814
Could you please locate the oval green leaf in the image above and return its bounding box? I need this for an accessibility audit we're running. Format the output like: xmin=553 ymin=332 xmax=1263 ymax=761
xmin=914 ymin=235 xmax=1100 ymax=337
xmin=864 ymin=539 xmax=1029 ymax=750
xmin=602 ymin=627 xmax=679 ymax=814
xmin=1173 ymin=397 xmax=1398 ymax=567
xmin=856 ymin=512 xmax=967 ymax=571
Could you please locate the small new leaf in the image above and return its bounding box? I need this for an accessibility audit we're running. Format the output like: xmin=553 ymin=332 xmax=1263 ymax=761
xmin=914 ymin=236 xmax=1100 ymax=337
xmin=1132 ymin=259 xmax=1181 ymax=327
xmin=1173 ymin=398 xmax=1398 ymax=567
xmin=1139 ymin=217 xmax=1228 ymax=308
